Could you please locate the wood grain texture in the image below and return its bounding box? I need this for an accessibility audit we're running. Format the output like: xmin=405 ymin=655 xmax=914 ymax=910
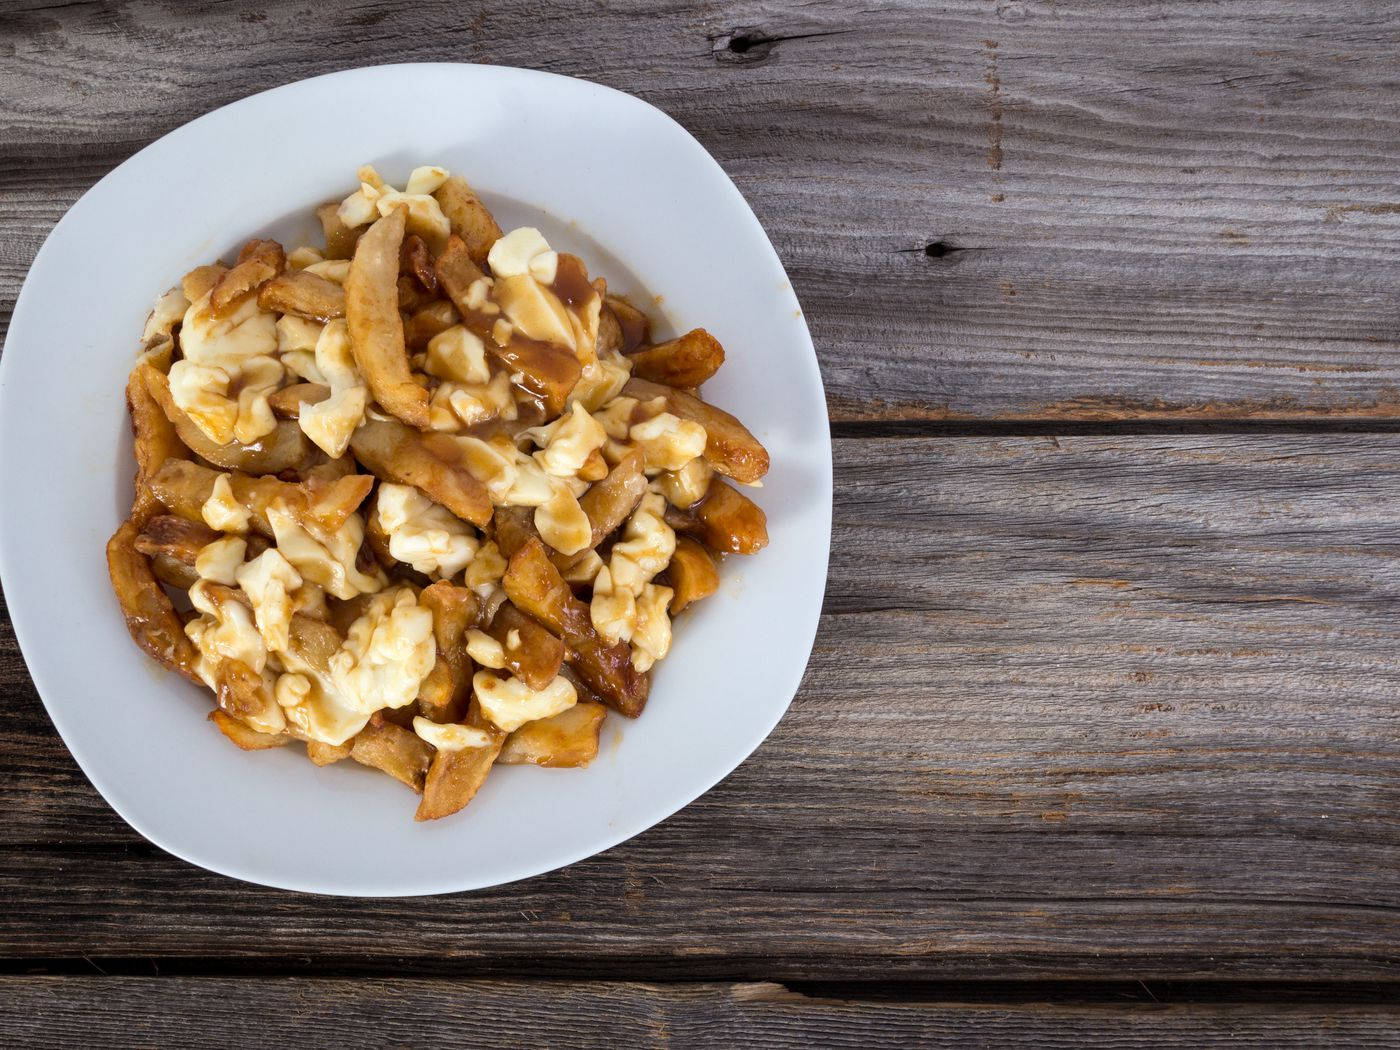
xmin=3 ymin=1 xmax=1400 ymax=420
xmin=2 ymin=436 xmax=1399 ymax=978
xmin=3 ymin=978 xmax=1399 ymax=1049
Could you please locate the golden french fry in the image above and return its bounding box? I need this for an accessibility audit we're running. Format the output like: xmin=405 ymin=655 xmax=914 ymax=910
xmin=487 ymin=602 xmax=565 ymax=691
xmin=306 ymin=739 xmax=352 ymax=765
xmin=211 ymin=709 xmax=292 ymax=751
xmin=149 ymin=552 xmax=199 ymax=590
xmin=626 ymin=328 xmax=725 ymax=389
xmin=317 ymin=201 xmax=362 ymax=260
xmin=491 ymin=505 xmax=540 ymax=560
xmin=692 ymin=478 xmax=769 ymax=555
xmin=415 ymin=699 xmax=505 ymax=821
xmin=396 ymin=273 xmax=435 ymax=312
xmin=596 ymin=303 xmax=623 ymax=357
xmin=498 ymin=702 xmax=606 ymax=767
xmin=106 ymin=518 xmax=201 ymax=683
xmin=604 ymin=294 xmax=650 ymax=352
xmin=148 ymin=459 xmax=372 ymax=537
xmin=503 ymin=539 xmax=650 ymax=717
xmin=257 ymin=269 xmax=346 ymax=321
xmin=214 ymin=657 xmax=282 ymax=730
xmin=142 ymin=363 xmax=316 ymax=475
xmin=491 ymin=336 xmax=581 ymax=418
xmin=433 ymin=175 xmax=502 ymax=266
xmin=134 ymin=514 xmax=220 ymax=564
xmin=349 ymin=417 xmax=492 ymax=527
xmin=182 ymin=263 xmax=227 ymax=302
xmin=578 ymin=448 xmax=646 ymax=548
xmin=268 ymin=382 xmax=331 ymax=419
xmin=209 ymin=239 xmax=285 ymax=314
xmin=433 ymin=234 xmax=489 ymax=324
xmin=351 ymin=719 xmax=434 ymax=793
xmin=345 ymin=206 xmax=430 ymax=428
xmin=622 ymin=377 xmax=769 ymax=484
xmin=125 ymin=356 xmax=189 ymax=517
xmin=416 ymin=658 xmax=462 ymax=724
xmin=666 ymin=536 xmax=720 ymax=612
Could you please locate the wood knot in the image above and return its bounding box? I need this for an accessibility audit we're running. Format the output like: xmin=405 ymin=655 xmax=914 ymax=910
xmin=711 ymin=28 xmax=776 ymax=63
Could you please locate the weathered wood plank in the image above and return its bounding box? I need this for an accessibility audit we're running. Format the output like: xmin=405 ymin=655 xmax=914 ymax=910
xmin=2 ymin=436 xmax=1399 ymax=978
xmin=3 ymin=978 xmax=1399 ymax=1049
xmin=3 ymin=1 xmax=1400 ymax=420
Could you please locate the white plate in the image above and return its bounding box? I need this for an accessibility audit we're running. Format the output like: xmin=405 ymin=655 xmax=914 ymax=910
xmin=0 ymin=63 xmax=830 ymax=896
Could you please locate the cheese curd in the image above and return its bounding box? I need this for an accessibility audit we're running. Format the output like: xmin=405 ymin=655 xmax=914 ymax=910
xmin=338 ymin=164 xmax=451 ymax=246
xmin=494 ymin=273 xmax=575 ymax=350
xmin=169 ymin=292 xmax=282 ymax=445
xmin=629 ymin=412 xmax=708 ymax=473
xmin=202 ymin=474 xmax=251 ymax=534
xmin=521 ymin=402 xmax=608 ymax=478
xmin=186 ymin=579 xmax=267 ymax=680
xmin=656 ymin=456 xmax=713 ymax=509
xmin=425 ymin=326 xmax=490 ymax=384
xmin=194 ymin=535 xmax=247 ymax=586
xmin=487 ymin=227 xmax=558 ymax=284
xmin=593 ymin=396 xmax=638 ymax=440
xmin=286 ymin=246 xmax=324 ymax=269
xmin=412 ymin=717 xmax=493 ymax=752
xmin=464 ymin=628 xmax=507 ymax=669
xmin=328 ymin=587 xmax=436 ymax=721
xmin=298 ymin=319 xmax=369 ymax=458
xmin=473 ymin=671 xmax=577 ymax=733
xmin=535 ymin=482 xmax=592 ymax=556
xmin=464 ymin=541 xmax=507 ymax=599
xmin=630 ymin=583 xmax=675 ymax=672
xmin=303 ymin=259 xmax=351 ymax=285
xmin=375 ymin=483 xmax=478 ymax=578
xmin=266 ymin=500 xmax=385 ymax=600
xmin=234 ymin=548 xmax=302 ymax=653
xmin=427 ymin=372 xmax=517 ymax=431
xmin=570 ymin=354 xmax=632 ymax=413
xmin=589 ymin=492 xmax=676 ymax=643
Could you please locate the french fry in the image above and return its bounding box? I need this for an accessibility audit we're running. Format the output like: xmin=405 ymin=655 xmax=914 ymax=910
xmin=416 ymin=658 xmax=462 ymax=724
xmin=596 ymin=301 xmax=623 ymax=356
xmin=268 ymin=382 xmax=331 ymax=419
xmin=125 ymin=355 xmax=189 ymax=517
xmin=491 ymin=336 xmax=582 ymax=418
xmin=622 ymin=377 xmax=768 ymax=484
xmin=317 ymin=201 xmax=362 ymax=260
xmin=415 ymin=698 xmax=505 ymax=821
xmin=401 ymin=234 xmax=438 ymax=292
xmin=692 ymin=478 xmax=769 ymax=555
xmin=349 ymin=417 xmax=492 ymax=527
xmin=345 ymin=206 xmax=430 ymax=428
xmin=433 ymin=175 xmax=502 ymax=266
xmin=487 ymin=602 xmax=565 ymax=691
xmin=498 ymin=702 xmax=606 ymax=767
xmin=433 ymin=235 xmax=489 ymax=325
xmin=604 ymin=294 xmax=650 ymax=352
xmin=142 ymin=363 xmax=315 ymax=475
xmin=182 ymin=263 xmax=227 ymax=302
xmin=134 ymin=514 xmax=221 ymax=564
xmin=403 ymin=299 xmax=461 ymax=350
xmin=210 ymin=709 xmax=292 ymax=751
xmin=106 ymin=518 xmax=201 ymax=683
xmin=626 ymin=328 xmax=725 ymax=388
xmin=306 ymin=739 xmax=352 ymax=765
xmin=148 ymin=459 xmax=372 ymax=537
xmin=209 ymin=238 xmax=285 ymax=314
xmin=149 ymin=552 xmax=199 ymax=590
xmin=665 ymin=536 xmax=720 ymax=612
xmin=350 ymin=719 xmax=433 ymax=793
xmin=257 ymin=269 xmax=346 ymax=321
xmin=503 ymin=539 xmax=650 ymax=717
xmin=578 ymin=448 xmax=646 ymax=548
xmin=491 ymin=505 xmax=539 ymax=560
xmin=396 ymin=273 xmax=436 ymax=312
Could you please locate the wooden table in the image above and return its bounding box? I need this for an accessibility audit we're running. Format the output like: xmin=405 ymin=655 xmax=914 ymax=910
xmin=2 ymin=2 xmax=1398 ymax=1045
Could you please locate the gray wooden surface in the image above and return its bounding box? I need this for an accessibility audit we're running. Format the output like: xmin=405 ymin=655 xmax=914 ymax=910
xmin=3 ymin=0 xmax=1399 ymax=1043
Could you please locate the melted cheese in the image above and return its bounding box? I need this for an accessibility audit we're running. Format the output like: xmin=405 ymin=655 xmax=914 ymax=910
xmin=473 ymin=671 xmax=577 ymax=733
xmin=375 ymin=483 xmax=478 ymax=578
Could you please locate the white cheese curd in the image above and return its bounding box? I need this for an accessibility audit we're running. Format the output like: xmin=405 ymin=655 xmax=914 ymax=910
xmin=412 ymin=716 xmax=493 ymax=752
xmin=201 ymin=474 xmax=251 ymax=534
xmin=473 ymin=671 xmax=577 ymax=733
xmin=265 ymin=500 xmax=385 ymax=600
xmin=375 ymin=483 xmax=478 ymax=579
